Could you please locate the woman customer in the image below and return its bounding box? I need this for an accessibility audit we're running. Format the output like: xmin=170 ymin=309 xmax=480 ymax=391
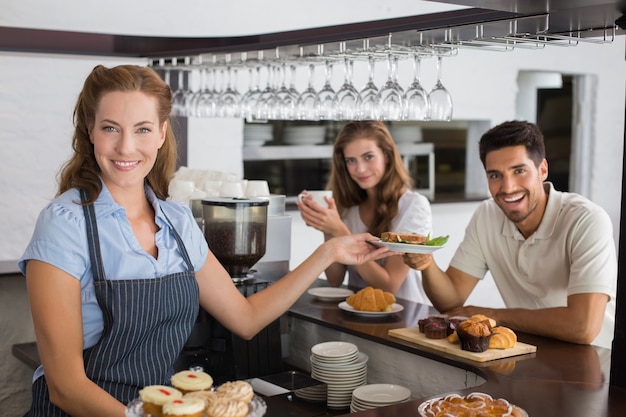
xmin=19 ymin=65 xmax=393 ymax=417
xmin=296 ymin=121 xmax=432 ymax=303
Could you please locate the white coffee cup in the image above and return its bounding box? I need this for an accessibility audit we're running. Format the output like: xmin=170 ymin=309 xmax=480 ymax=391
xmin=219 ymin=181 xmax=245 ymax=198
xmin=169 ymin=180 xmax=195 ymax=202
xmin=245 ymin=180 xmax=270 ymax=198
xmin=298 ymin=190 xmax=333 ymax=207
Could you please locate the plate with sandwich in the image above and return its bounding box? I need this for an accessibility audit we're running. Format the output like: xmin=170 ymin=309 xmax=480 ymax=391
xmin=369 ymin=232 xmax=449 ymax=254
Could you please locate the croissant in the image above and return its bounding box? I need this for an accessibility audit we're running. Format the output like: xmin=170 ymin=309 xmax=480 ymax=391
xmin=489 ymin=327 xmax=517 ymax=349
xmin=346 ymin=286 xmax=396 ymax=312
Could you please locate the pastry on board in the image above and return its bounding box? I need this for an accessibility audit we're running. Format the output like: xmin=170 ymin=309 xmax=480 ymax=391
xmin=489 ymin=326 xmax=518 ymax=349
xmin=455 ymin=319 xmax=493 ymax=352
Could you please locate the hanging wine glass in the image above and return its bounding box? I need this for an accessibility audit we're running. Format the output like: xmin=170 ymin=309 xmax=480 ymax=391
xmin=376 ymin=54 xmax=404 ymax=121
xmin=241 ymin=64 xmax=263 ymax=121
xmin=333 ymin=56 xmax=359 ymax=120
xmin=217 ymin=57 xmax=241 ymax=118
xmin=428 ymin=55 xmax=453 ymax=121
xmin=356 ymin=54 xmax=379 ymax=120
xmin=297 ymin=63 xmax=319 ymax=121
xmin=255 ymin=63 xmax=278 ymax=120
xmin=274 ymin=61 xmax=298 ymax=120
xmin=171 ymin=65 xmax=191 ymax=117
xmin=195 ymin=65 xmax=218 ymax=118
xmin=403 ymin=54 xmax=430 ymax=120
xmin=315 ymin=59 xmax=336 ymax=120
xmin=287 ymin=64 xmax=300 ymax=101
xmin=189 ymin=65 xmax=208 ymax=117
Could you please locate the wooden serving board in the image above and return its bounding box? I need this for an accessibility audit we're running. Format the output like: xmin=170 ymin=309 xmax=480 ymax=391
xmin=388 ymin=327 xmax=537 ymax=362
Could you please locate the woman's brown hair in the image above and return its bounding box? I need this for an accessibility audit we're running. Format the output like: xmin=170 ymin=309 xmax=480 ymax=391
xmin=327 ymin=121 xmax=413 ymax=237
xmin=57 ymin=64 xmax=176 ymax=204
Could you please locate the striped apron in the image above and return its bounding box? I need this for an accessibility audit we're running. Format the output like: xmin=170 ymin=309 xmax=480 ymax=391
xmin=25 ymin=190 xmax=199 ymax=416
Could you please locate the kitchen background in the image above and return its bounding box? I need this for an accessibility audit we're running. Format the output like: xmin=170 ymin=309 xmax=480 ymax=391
xmin=1 ymin=0 xmax=625 ymax=415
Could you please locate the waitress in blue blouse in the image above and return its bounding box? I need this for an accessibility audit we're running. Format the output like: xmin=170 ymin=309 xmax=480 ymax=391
xmin=19 ymin=64 xmax=393 ymax=417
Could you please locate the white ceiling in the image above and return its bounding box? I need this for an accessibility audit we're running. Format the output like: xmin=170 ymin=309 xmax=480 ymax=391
xmin=0 ymin=0 xmax=466 ymax=37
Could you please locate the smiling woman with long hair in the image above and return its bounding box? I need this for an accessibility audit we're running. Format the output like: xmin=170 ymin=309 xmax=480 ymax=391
xmin=19 ymin=65 xmax=394 ymax=417
xmin=297 ymin=121 xmax=432 ymax=303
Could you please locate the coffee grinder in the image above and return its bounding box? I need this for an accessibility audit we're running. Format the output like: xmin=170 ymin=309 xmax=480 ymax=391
xmin=175 ymin=196 xmax=291 ymax=382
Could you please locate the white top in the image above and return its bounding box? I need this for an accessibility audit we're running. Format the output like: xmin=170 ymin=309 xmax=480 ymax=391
xmin=344 ymin=190 xmax=432 ymax=304
xmin=450 ymin=182 xmax=617 ymax=348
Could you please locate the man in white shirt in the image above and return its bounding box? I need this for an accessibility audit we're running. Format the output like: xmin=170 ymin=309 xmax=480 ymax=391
xmin=404 ymin=120 xmax=616 ymax=348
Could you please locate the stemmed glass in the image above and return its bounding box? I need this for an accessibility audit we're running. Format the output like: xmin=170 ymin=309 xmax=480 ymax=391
xmin=376 ymin=54 xmax=404 ymax=121
xmin=172 ymin=67 xmax=192 ymax=117
xmin=315 ymin=60 xmax=336 ymax=120
xmin=274 ymin=62 xmax=298 ymax=120
xmin=356 ymin=55 xmax=379 ymax=120
xmin=241 ymin=64 xmax=263 ymax=121
xmin=288 ymin=64 xmax=300 ymax=102
xmin=428 ymin=56 xmax=453 ymax=121
xmin=403 ymin=54 xmax=430 ymax=120
xmin=333 ymin=56 xmax=359 ymax=120
xmin=255 ymin=63 xmax=278 ymax=120
xmin=217 ymin=59 xmax=241 ymax=118
xmin=194 ymin=66 xmax=218 ymax=118
xmin=297 ymin=63 xmax=319 ymax=120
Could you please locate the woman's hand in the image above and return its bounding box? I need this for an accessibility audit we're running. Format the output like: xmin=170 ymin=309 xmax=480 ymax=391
xmin=325 ymin=233 xmax=398 ymax=265
xmin=295 ymin=191 xmax=350 ymax=237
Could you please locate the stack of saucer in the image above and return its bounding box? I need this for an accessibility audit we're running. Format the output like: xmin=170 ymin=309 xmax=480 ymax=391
xmin=350 ymin=383 xmax=412 ymax=412
xmin=309 ymin=341 xmax=368 ymax=410
xmin=293 ymin=384 xmax=327 ymax=403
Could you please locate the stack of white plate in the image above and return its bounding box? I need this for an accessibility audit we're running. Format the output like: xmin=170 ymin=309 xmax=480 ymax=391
xmin=244 ymin=124 xmax=273 ymax=147
xmin=350 ymin=384 xmax=412 ymax=413
xmin=309 ymin=341 xmax=368 ymax=410
xmin=282 ymin=126 xmax=326 ymax=145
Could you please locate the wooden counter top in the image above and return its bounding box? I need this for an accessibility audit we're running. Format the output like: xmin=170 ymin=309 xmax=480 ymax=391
xmin=13 ymin=277 xmax=626 ymax=417
xmin=287 ymin=280 xmax=626 ymax=417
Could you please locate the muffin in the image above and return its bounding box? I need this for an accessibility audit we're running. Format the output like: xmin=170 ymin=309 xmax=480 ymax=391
xmin=469 ymin=313 xmax=496 ymax=328
xmin=446 ymin=315 xmax=468 ymax=336
xmin=139 ymin=385 xmax=183 ymax=417
xmin=418 ymin=315 xmax=448 ymax=333
xmin=171 ymin=370 xmax=214 ymax=394
xmin=162 ymin=397 xmax=206 ymax=417
xmin=424 ymin=321 xmax=448 ymax=339
xmin=455 ymin=319 xmax=492 ymax=352
xmin=215 ymin=380 xmax=254 ymax=404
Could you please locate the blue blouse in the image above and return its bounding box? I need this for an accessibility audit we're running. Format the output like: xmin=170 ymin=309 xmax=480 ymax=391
xmin=19 ymin=183 xmax=209 ymax=379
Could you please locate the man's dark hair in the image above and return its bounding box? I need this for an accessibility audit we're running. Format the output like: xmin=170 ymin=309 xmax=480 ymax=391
xmin=478 ymin=120 xmax=546 ymax=168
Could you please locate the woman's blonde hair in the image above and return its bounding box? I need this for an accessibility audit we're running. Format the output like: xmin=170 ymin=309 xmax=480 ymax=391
xmin=327 ymin=121 xmax=413 ymax=237
xmin=57 ymin=64 xmax=176 ymax=204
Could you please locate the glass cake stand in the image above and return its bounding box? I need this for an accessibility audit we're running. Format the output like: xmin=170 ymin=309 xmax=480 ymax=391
xmin=125 ymin=394 xmax=267 ymax=417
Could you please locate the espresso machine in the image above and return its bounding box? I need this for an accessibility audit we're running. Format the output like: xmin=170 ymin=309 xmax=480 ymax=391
xmin=174 ymin=195 xmax=291 ymax=383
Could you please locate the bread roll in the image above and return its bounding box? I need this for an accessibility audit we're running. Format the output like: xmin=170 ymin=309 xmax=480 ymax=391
xmin=489 ymin=327 xmax=517 ymax=349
